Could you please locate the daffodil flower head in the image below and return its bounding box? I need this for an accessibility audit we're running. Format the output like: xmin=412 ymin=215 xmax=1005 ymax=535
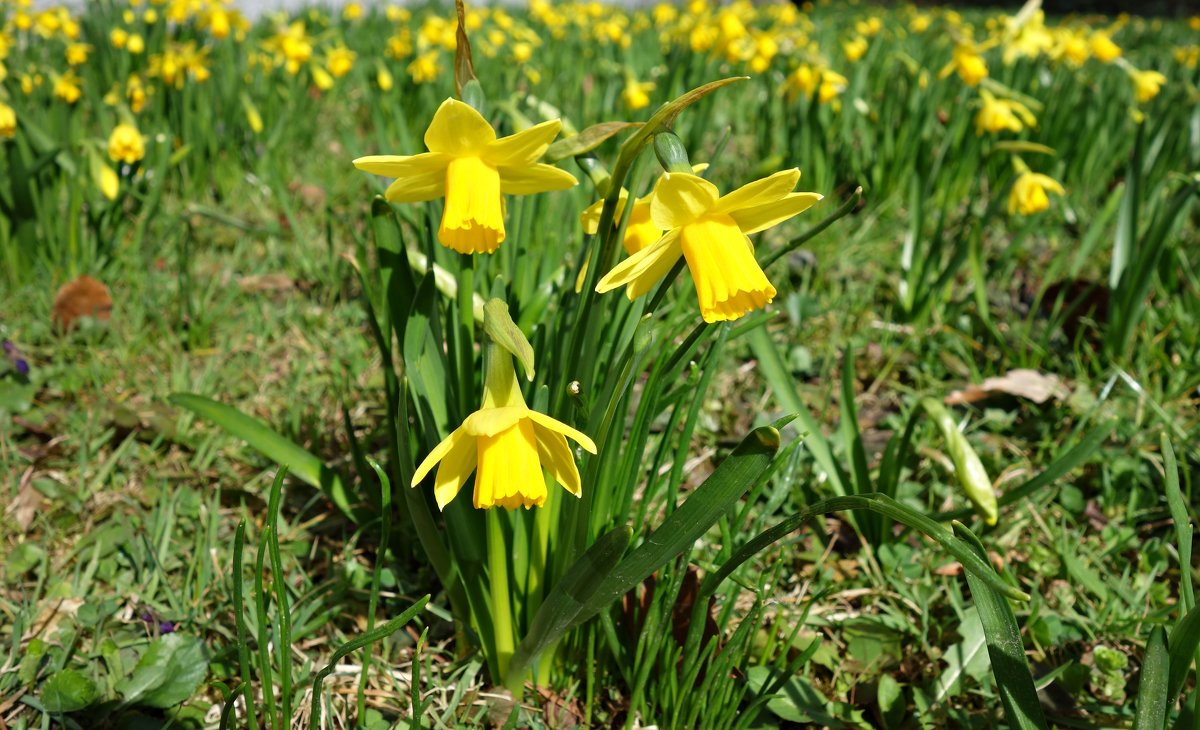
xmin=1008 ymin=170 xmax=1064 ymax=216
xmin=354 ymin=98 xmax=577 ymax=255
xmin=596 ymin=169 xmax=822 ymax=322
xmin=410 ymin=316 xmax=596 ymax=510
xmin=579 ymin=165 xmax=709 ymax=258
xmin=1129 ymin=67 xmax=1166 ymax=104
xmin=975 ymin=89 xmax=1037 ymax=135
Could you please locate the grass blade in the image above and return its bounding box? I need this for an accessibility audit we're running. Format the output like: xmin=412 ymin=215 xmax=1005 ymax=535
xmin=169 ymin=393 xmax=364 ymax=524
xmin=310 ymin=595 xmax=430 ymax=730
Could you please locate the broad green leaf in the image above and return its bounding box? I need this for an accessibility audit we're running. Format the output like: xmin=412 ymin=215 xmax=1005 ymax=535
xmin=403 ymin=273 xmax=451 ymax=436
xmin=544 ymin=122 xmax=642 ymax=163
xmin=544 ymin=423 xmax=779 ymax=649
xmin=1161 ymin=435 xmax=1193 ymax=611
xmin=840 ymin=346 xmax=872 ymax=498
xmin=1133 ymin=626 xmax=1168 ymax=730
xmin=932 ymin=607 xmax=991 ymax=703
xmin=168 ymin=394 xmax=364 ymax=524
xmin=1168 ymin=603 xmax=1200 ymax=702
xmin=507 ymin=526 xmax=633 ymax=687
xmin=41 ymin=668 xmax=99 ymax=713
xmin=744 ymin=666 xmax=847 ymax=727
xmin=1109 ymin=126 xmax=1141 ymax=290
xmin=953 ymin=522 xmax=1048 ymax=730
xmin=371 ymin=196 xmax=416 ymax=346
xmin=116 ymin=634 xmax=209 ymax=708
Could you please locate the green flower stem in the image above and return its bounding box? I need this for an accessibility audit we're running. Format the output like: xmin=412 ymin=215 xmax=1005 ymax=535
xmin=488 ymin=509 xmax=515 ymax=684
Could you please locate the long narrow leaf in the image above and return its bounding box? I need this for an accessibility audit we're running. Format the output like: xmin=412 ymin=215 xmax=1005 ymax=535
xmin=566 ymin=424 xmax=782 ymax=635
xmin=169 ymin=393 xmax=364 ymax=524
xmin=953 ymin=521 xmax=1048 ymax=730
xmin=1134 ymin=626 xmax=1169 ymax=730
xmin=698 ymin=493 xmax=1029 ymax=604
xmin=507 ymin=526 xmax=634 ymax=688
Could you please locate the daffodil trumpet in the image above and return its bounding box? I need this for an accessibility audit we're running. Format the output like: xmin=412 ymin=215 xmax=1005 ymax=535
xmin=354 ymin=98 xmax=578 ymax=255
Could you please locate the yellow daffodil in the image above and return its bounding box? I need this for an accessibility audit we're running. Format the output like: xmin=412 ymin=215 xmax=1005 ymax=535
xmin=107 ymin=123 xmax=145 ymax=165
xmin=376 ymin=65 xmax=394 ymax=91
xmin=65 ymin=42 xmax=91 ymax=66
xmin=53 ymin=72 xmax=82 ymax=104
xmin=407 ymin=51 xmax=439 ymax=83
xmin=580 ymin=164 xmax=709 ymax=259
xmin=622 ymin=79 xmax=655 ymax=111
xmin=411 ymin=348 xmax=596 ymax=510
xmin=0 ymin=103 xmax=15 ymax=139
xmin=975 ymin=89 xmax=1036 ymax=135
xmin=942 ymin=45 xmax=988 ymax=86
xmin=581 ymin=189 xmax=661 ymax=259
xmin=512 ymin=42 xmax=533 ymax=63
xmin=1129 ymin=68 xmax=1166 ymax=103
xmin=596 ymin=169 xmax=821 ymax=322
xmin=127 ymin=34 xmax=145 ymax=55
xmin=354 ymin=98 xmax=577 ymax=254
xmin=843 ymin=36 xmax=868 ymax=63
xmin=99 ymin=164 xmax=119 ymax=200
xmin=1009 ymin=171 xmax=1063 ymax=215
xmin=110 ymin=28 xmax=129 ymax=49
xmin=326 ymin=45 xmax=355 ymax=78
xmin=1090 ymin=32 xmax=1120 ymax=63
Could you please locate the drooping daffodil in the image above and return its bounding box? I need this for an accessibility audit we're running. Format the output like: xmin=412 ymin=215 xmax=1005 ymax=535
xmin=975 ymin=89 xmax=1037 ymax=135
xmin=354 ymin=98 xmax=578 ymax=254
xmin=1009 ymin=170 xmax=1064 ymax=215
xmin=411 ymin=344 xmax=596 ymax=510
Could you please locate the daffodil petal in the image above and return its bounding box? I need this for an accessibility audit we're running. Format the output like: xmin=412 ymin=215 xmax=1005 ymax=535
xmin=526 ymin=411 xmax=597 ymax=454
xmin=650 ymin=173 xmax=720 ymax=230
xmin=411 ymin=424 xmax=469 ymax=487
xmin=424 ymin=97 xmax=496 ymax=156
xmin=499 ymin=163 xmax=578 ymax=195
xmin=533 ymin=423 xmax=582 ymax=497
xmin=486 ymin=119 xmax=562 ymax=167
xmin=729 ymin=192 xmax=824 ymax=235
xmin=594 ymin=228 xmax=681 ymax=295
xmin=1032 ymin=174 xmax=1064 ymax=195
xmin=579 ymin=189 xmax=630 ymax=235
xmin=433 ymin=433 xmax=477 ymax=510
xmin=711 ymin=169 xmax=801 ymax=216
xmin=624 ymin=231 xmax=682 ymax=299
xmin=463 ymin=405 xmax=528 ymax=437
xmin=354 ymin=153 xmax=450 ymax=203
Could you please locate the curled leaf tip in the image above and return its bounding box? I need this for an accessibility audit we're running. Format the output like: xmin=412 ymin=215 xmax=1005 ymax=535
xmin=754 ymin=426 xmax=781 ymax=450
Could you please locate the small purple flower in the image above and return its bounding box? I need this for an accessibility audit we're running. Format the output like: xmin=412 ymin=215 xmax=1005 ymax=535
xmin=3 ymin=340 xmax=29 ymax=376
xmin=140 ymin=609 xmax=155 ymax=623
xmin=159 ymin=621 xmax=176 ymax=634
